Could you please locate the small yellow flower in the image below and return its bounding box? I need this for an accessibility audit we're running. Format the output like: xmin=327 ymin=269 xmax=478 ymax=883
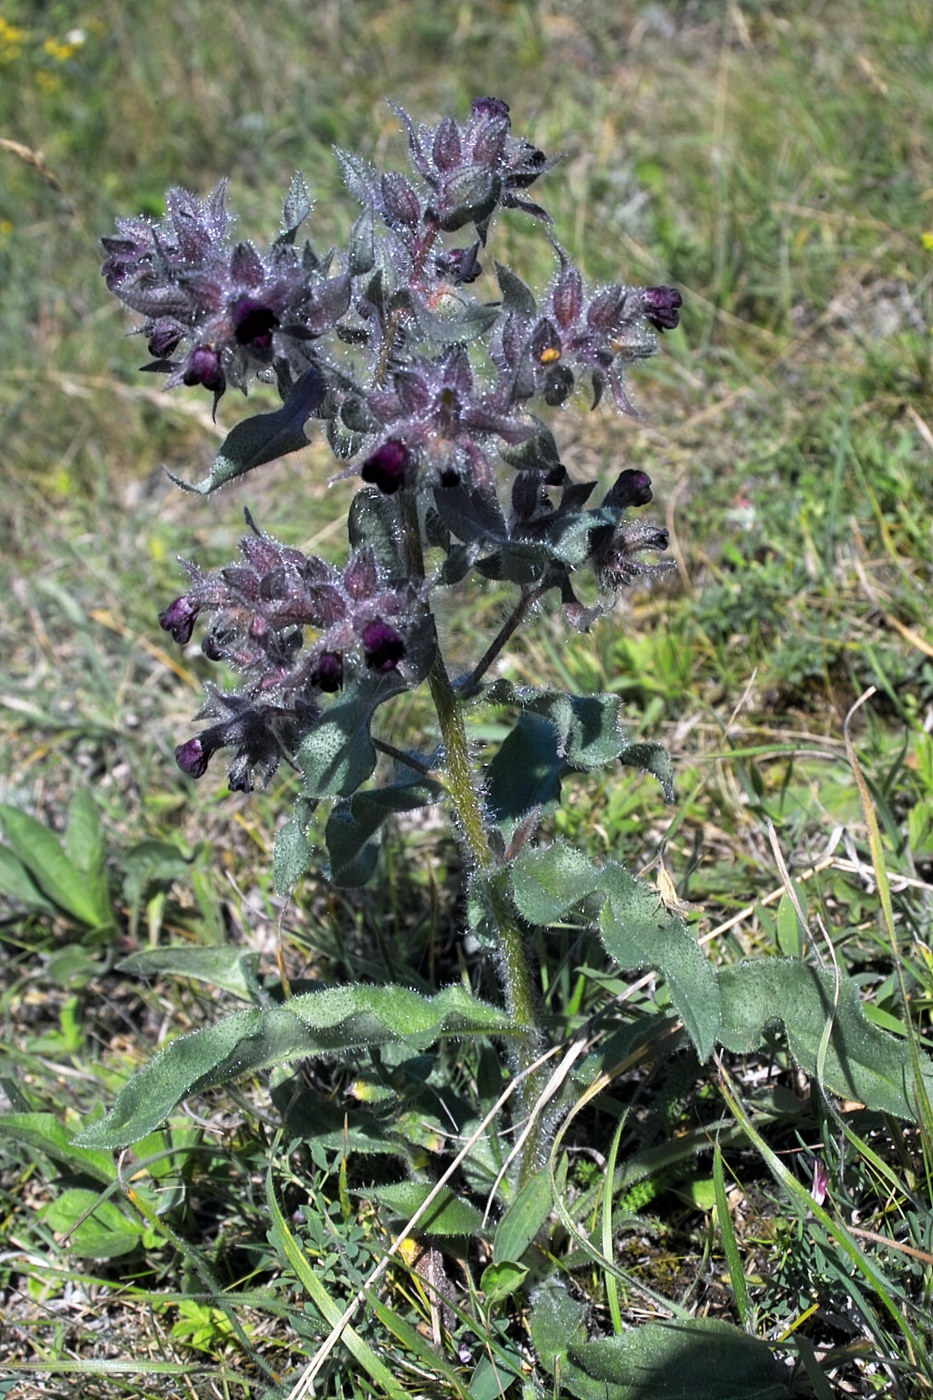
xmin=0 ymin=18 xmax=26 ymax=62
xmin=43 ymin=37 xmax=79 ymax=62
xmin=921 ymin=231 xmax=933 ymax=253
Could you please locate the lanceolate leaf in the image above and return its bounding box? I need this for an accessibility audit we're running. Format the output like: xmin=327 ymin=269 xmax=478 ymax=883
xmin=166 ymin=366 xmax=325 ymax=494
xmin=368 ymin=1181 xmax=484 ymax=1237
xmin=718 ymin=958 xmax=933 ymax=1120
xmin=0 ymin=804 xmax=112 ymax=929
xmin=116 ymin=946 xmax=262 ymax=1002
xmin=74 ymin=985 xmax=514 ymax=1148
xmin=562 ymin=1318 xmax=793 ymax=1400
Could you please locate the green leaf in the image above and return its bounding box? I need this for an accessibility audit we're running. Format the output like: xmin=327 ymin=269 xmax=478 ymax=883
xmin=564 ymin=1319 xmax=792 ymax=1400
xmin=0 ymin=1112 xmax=116 ymax=1184
xmin=297 ymin=674 xmax=407 ymax=800
xmin=486 ymin=713 xmax=563 ymax=832
xmin=509 ymin=843 xmax=602 ymax=926
xmin=65 ymin=790 xmax=112 ymax=927
xmin=509 ymin=844 xmax=720 ymax=1061
xmin=74 ymin=985 xmax=514 ymax=1148
xmin=273 ymin=796 xmax=315 ymax=896
xmin=469 ymin=1348 xmax=525 ymax=1400
xmin=480 ymin=1260 xmax=529 ymax=1303
xmin=0 ymin=844 xmax=57 ymax=913
xmin=166 ymin=366 xmax=324 ymax=494
xmin=600 ymin=864 xmax=721 ymax=1061
xmin=492 ymin=1168 xmax=552 ymax=1263
xmin=42 ymin=1187 xmax=144 ymax=1260
xmin=483 ymin=681 xmax=672 ymax=797
xmin=326 ymin=777 xmax=444 ymax=887
xmin=368 ymin=1181 xmax=484 ymax=1237
xmin=0 ymin=804 xmax=110 ymax=928
xmin=718 ymin=958 xmax=933 ymax=1120
xmin=116 ymin=946 xmax=261 ymax=1001
xmin=529 ymin=1282 xmax=588 ymax=1379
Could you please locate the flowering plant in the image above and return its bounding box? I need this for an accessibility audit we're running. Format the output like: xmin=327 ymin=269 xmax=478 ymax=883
xmin=82 ymin=99 xmax=932 ymax=1392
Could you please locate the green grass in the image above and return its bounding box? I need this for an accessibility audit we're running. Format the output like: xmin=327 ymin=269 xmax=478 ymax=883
xmin=2 ymin=1 xmax=932 ymax=1396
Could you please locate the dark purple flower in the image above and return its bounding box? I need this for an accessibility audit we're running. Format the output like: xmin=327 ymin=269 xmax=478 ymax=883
xmin=159 ymin=595 xmax=200 ymax=646
xmin=603 ymin=470 xmax=653 ymax=510
xmin=175 ymin=736 xmax=213 ymax=779
xmin=361 ymin=439 xmax=409 ymax=494
xmin=313 ymin=651 xmax=344 ymax=691
xmin=232 ymin=296 xmax=279 ymax=351
xmin=642 ymin=286 xmax=682 ymax=333
xmin=183 ymin=345 xmax=226 ymax=393
xmin=362 ymin=621 xmax=405 ymax=672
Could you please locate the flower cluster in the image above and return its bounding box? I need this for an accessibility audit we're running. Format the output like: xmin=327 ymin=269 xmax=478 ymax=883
xmin=159 ymin=517 xmax=424 ymax=789
xmin=101 ymin=179 xmax=348 ymax=406
xmin=108 ymin=98 xmax=682 ymax=790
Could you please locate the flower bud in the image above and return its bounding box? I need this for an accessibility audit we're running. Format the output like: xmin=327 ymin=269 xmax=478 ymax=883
xmin=313 ymin=651 xmax=344 ymax=692
xmin=183 ymin=345 xmax=225 ymax=393
xmin=642 ymin=286 xmax=682 ymax=332
xmin=175 ymin=736 xmax=211 ymax=779
xmin=603 ymin=469 xmax=653 ymax=509
xmin=159 ymin=595 xmax=200 ymax=645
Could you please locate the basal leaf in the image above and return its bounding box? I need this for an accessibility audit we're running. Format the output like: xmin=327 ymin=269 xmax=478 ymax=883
xmin=167 ymin=366 xmax=325 ymax=494
xmin=0 ymin=1111 xmax=115 ymax=1185
xmin=718 ymin=958 xmax=933 ymax=1120
xmin=117 ymin=946 xmax=261 ymax=1001
xmin=565 ymin=1319 xmax=792 ymax=1400
xmin=493 ymin=1168 xmax=552 ymax=1264
xmin=0 ymin=845 xmax=57 ymax=913
xmin=0 ymin=805 xmax=110 ymax=928
xmin=74 ymin=986 xmax=513 ymax=1148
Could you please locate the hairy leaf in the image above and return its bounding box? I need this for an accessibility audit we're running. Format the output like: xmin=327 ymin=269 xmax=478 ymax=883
xmin=564 ymin=1318 xmax=792 ymax=1400
xmin=368 ymin=1181 xmax=484 ymax=1237
xmin=74 ymin=986 xmax=514 ymax=1148
xmin=326 ymin=777 xmax=444 ymax=887
xmin=719 ymin=958 xmax=933 ymax=1120
xmin=297 ymin=674 xmax=407 ymax=800
xmin=117 ymin=946 xmax=261 ymax=1001
xmin=167 ymin=366 xmax=325 ymax=494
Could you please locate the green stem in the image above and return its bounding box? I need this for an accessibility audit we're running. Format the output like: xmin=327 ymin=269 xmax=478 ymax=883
xmin=399 ymin=490 xmax=548 ymax=1181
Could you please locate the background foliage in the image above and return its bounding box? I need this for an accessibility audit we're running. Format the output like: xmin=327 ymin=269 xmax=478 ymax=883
xmin=1 ymin=1 xmax=931 ymax=1396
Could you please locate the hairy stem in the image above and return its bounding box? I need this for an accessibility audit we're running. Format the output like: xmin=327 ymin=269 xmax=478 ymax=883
xmin=399 ymin=489 xmax=548 ymax=1181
